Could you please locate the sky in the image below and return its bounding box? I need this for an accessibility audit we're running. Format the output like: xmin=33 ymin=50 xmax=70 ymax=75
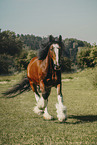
xmin=0 ymin=0 xmax=97 ymax=44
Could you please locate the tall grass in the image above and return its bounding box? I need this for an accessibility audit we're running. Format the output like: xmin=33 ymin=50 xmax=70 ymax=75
xmin=0 ymin=68 xmax=97 ymax=144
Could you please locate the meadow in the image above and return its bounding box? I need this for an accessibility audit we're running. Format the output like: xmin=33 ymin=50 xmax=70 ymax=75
xmin=0 ymin=68 xmax=97 ymax=144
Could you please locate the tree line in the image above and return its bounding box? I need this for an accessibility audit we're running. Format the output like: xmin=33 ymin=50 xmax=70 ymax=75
xmin=0 ymin=29 xmax=96 ymax=74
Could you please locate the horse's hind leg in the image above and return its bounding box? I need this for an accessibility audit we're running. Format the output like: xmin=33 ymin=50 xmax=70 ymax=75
xmin=29 ymin=80 xmax=44 ymax=115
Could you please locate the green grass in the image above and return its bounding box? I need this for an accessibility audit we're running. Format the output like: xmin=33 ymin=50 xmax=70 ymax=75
xmin=0 ymin=68 xmax=97 ymax=144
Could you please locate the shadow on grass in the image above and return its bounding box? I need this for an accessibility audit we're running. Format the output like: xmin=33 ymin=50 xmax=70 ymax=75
xmin=55 ymin=115 xmax=97 ymax=124
xmin=64 ymin=115 xmax=97 ymax=125
xmin=69 ymin=115 xmax=97 ymax=122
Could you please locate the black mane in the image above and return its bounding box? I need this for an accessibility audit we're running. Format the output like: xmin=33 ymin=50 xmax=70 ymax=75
xmin=38 ymin=35 xmax=63 ymax=60
xmin=38 ymin=37 xmax=50 ymax=60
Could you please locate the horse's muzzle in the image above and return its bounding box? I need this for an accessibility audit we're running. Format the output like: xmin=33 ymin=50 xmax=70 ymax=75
xmin=54 ymin=65 xmax=61 ymax=70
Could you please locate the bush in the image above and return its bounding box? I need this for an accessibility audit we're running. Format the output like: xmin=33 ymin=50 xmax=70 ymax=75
xmin=15 ymin=50 xmax=37 ymax=71
xmin=90 ymin=47 xmax=97 ymax=66
xmin=77 ymin=47 xmax=97 ymax=68
xmin=61 ymin=57 xmax=71 ymax=72
xmin=27 ymin=50 xmax=37 ymax=62
xmin=0 ymin=30 xmax=23 ymax=56
xmin=0 ymin=54 xmax=15 ymax=74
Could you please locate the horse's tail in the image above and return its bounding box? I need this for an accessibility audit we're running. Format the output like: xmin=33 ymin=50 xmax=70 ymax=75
xmin=2 ymin=77 xmax=30 ymax=97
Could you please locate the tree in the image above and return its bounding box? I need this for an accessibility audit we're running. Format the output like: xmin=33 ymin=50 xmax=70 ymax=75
xmin=0 ymin=54 xmax=15 ymax=74
xmin=61 ymin=57 xmax=71 ymax=72
xmin=15 ymin=50 xmax=37 ymax=71
xmin=19 ymin=34 xmax=42 ymax=50
xmin=77 ymin=47 xmax=97 ymax=68
xmin=63 ymin=38 xmax=91 ymax=63
xmin=0 ymin=30 xmax=23 ymax=74
xmin=0 ymin=30 xmax=23 ymax=56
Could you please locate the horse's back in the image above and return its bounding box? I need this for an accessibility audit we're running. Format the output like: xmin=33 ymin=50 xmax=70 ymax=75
xmin=27 ymin=57 xmax=40 ymax=84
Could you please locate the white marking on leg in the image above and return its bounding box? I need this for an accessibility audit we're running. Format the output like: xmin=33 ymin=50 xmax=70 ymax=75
xmin=43 ymin=107 xmax=53 ymax=120
xmin=56 ymin=95 xmax=67 ymax=122
xmin=57 ymin=95 xmax=63 ymax=105
xmin=33 ymin=106 xmax=44 ymax=115
xmin=35 ymin=93 xmax=40 ymax=103
xmin=33 ymin=93 xmax=43 ymax=115
xmin=37 ymin=97 xmax=47 ymax=110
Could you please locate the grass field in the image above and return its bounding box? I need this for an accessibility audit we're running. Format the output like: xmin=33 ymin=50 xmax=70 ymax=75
xmin=0 ymin=68 xmax=97 ymax=144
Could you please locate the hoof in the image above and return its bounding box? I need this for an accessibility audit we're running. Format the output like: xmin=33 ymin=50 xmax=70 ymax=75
xmin=56 ymin=103 xmax=67 ymax=122
xmin=43 ymin=113 xmax=53 ymax=120
xmin=33 ymin=106 xmax=44 ymax=115
xmin=58 ymin=115 xmax=67 ymax=122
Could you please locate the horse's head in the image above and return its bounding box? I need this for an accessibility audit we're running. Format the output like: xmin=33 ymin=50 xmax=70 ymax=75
xmin=49 ymin=35 xmax=62 ymax=70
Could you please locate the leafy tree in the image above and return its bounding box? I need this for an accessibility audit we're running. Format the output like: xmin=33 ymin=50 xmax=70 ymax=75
xmin=63 ymin=38 xmax=91 ymax=63
xmin=0 ymin=30 xmax=23 ymax=56
xmin=0 ymin=54 xmax=15 ymax=74
xmin=15 ymin=50 xmax=37 ymax=71
xmin=61 ymin=57 xmax=71 ymax=72
xmin=0 ymin=30 xmax=23 ymax=74
xmin=77 ymin=47 xmax=97 ymax=68
xmin=19 ymin=34 xmax=42 ymax=50
xmin=90 ymin=47 xmax=97 ymax=66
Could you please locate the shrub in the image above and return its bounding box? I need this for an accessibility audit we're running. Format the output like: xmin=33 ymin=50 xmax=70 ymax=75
xmin=0 ymin=54 xmax=15 ymax=74
xmin=27 ymin=50 xmax=37 ymax=62
xmin=90 ymin=47 xmax=97 ymax=66
xmin=77 ymin=47 xmax=97 ymax=68
xmin=15 ymin=50 xmax=37 ymax=71
xmin=61 ymin=57 xmax=71 ymax=72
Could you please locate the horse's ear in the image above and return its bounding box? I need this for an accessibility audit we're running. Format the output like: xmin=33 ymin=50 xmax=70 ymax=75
xmin=59 ymin=35 xmax=62 ymax=42
xmin=49 ymin=35 xmax=54 ymax=42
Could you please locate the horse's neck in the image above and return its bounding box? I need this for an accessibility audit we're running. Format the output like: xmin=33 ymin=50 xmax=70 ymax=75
xmin=45 ymin=54 xmax=58 ymax=81
xmin=46 ymin=53 xmax=54 ymax=74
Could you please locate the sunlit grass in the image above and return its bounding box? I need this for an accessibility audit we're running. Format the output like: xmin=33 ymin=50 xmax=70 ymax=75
xmin=0 ymin=68 xmax=97 ymax=144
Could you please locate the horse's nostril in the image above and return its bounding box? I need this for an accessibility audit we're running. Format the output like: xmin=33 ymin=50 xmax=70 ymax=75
xmin=54 ymin=65 xmax=61 ymax=70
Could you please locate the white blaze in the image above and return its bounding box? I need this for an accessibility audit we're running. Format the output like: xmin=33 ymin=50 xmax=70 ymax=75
xmin=52 ymin=44 xmax=60 ymax=66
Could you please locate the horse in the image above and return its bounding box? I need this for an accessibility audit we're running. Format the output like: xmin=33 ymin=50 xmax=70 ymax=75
xmin=27 ymin=35 xmax=67 ymax=122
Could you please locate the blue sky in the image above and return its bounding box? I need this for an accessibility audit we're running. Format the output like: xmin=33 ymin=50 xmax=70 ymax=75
xmin=0 ymin=0 xmax=97 ymax=44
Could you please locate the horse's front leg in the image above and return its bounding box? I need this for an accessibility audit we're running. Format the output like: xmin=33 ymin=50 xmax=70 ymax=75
xmin=37 ymin=80 xmax=48 ymax=110
xmin=56 ymin=84 xmax=67 ymax=122
xmin=37 ymin=80 xmax=53 ymax=120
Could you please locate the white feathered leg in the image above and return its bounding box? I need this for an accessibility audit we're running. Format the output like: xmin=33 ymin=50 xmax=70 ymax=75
xmin=43 ymin=106 xmax=53 ymax=120
xmin=33 ymin=106 xmax=44 ymax=115
xmin=34 ymin=93 xmax=53 ymax=120
xmin=37 ymin=97 xmax=48 ymax=110
xmin=33 ymin=93 xmax=44 ymax=115
xmin=56 ymin=95 xmax=67 ymax=122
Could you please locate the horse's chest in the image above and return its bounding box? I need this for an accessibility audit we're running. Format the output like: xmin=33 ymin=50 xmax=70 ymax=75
xmin=44 ymin=72 xmax=60 ymax=87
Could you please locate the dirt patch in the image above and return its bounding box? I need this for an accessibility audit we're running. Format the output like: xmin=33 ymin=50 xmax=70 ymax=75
xmin=0 ymin=81 xmax=9 ymax=84
xmin=62 ymin=79 xmax=71 ymax=82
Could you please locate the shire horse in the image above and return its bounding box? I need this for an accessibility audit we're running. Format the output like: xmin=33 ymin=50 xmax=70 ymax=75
xmin=27 ymin=35 xmax=67 ymax=122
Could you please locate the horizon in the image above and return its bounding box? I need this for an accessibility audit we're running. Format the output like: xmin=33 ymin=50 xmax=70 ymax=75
xmin=0 ymin=0 xmax=97 ymax=45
